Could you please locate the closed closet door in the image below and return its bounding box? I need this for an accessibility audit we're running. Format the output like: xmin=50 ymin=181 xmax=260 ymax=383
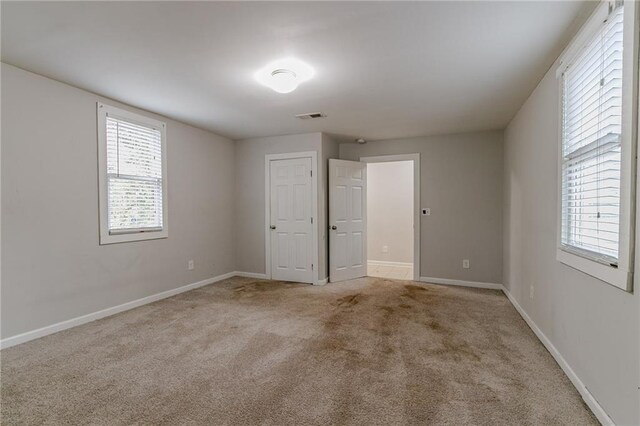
xmin=269 ymin=157 xmax=314 ymax=283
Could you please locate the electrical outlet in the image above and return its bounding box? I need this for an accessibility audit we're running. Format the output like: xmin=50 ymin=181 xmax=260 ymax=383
xmin=529 ymin=285 xmax=535 ymax=299
xmin=188 ymin=260 xmax=194 ymax=270
xmin=382 ymin=245 xmax=389 ymax=254
xmin=462 ymin=259 xmax=470 ymax=269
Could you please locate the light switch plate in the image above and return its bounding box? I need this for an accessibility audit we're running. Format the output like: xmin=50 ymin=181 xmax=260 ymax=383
xmin=422 ymin=208 xmax=431 ymax=216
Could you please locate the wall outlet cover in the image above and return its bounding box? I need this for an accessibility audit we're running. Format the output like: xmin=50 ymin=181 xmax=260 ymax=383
xmin=462 ymin=259 xmax=470 ymax=269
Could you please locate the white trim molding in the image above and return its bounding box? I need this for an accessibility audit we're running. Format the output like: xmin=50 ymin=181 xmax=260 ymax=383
xmin=419 ymin=276 xmax=503 ymax=290
xmin=360 ymin=153 xmax=421 ymax=281
xmin=0 ymin=271 xmax=237 ymax=350
xmin=502 ymin=287 xmax=614 ymax=426
xmin=368 ymin=260 xmax=413 ymax=268
xmin=234 ymin=271 xmax=268 ymax=279
xmin=97 ymin=102 xmax=169 ymax=245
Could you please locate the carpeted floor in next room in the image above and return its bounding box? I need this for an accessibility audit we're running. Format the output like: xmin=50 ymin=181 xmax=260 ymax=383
xmin=1 ymin=276 xmax=597 ymax=425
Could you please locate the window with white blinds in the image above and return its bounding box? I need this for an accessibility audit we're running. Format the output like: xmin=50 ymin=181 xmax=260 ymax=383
xmin=106 ymin=116 xmax=163 ymax=232
xmin=98 ymin=103 xmax=167 ymax=244
xmin=560 ymin=3 xmax=624 ymax=265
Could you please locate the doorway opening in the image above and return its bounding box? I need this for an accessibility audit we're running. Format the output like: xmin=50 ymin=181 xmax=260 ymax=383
xmin=362 ymin=156 xmax=418 ymax=281
xmin=327 ymin=154 xmax=420 ymax=283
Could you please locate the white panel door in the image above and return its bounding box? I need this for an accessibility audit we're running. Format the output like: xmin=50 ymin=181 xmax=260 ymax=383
xmin=269 ymin=157 xmax=313 ymax=283
xmin=329 ymin=159 xmax=367 ymax=282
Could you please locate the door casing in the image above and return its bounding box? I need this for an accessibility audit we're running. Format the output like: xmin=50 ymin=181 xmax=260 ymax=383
xmin=265 ymin=151 xmax=319 ymax=284
xmin=360 ymin=154 xmax=421 ymax=281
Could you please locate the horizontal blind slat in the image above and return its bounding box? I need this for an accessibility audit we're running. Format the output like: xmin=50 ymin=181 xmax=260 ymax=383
xmin=560 ymin=4 xmax=624 ymax=261
xmin=106 ymin=116 xmax=164 ymax=232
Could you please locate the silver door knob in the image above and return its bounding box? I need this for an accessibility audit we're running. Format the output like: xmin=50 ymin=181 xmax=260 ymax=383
xmin=330 ymin=226 xmax=337 ymax=230
xmin=270 ymin=225 xmax=276 ymax=230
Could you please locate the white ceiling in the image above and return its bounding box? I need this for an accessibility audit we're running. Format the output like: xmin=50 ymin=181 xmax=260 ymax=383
xmin=1 ymin=1 xmax=588 ymax=141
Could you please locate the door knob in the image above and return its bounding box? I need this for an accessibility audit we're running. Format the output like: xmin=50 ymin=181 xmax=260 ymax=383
xmin=270 ymin=225 xmax=276 ymax=230
xmin=330 ymin=226 xmax=337 ymax=230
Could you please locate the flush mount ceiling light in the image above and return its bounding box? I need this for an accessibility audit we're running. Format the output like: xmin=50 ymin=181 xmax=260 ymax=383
xmin=270 ymin=69 xmax=297 ymax=94
xmin=255 ymin=58 xmax=314 ymax=94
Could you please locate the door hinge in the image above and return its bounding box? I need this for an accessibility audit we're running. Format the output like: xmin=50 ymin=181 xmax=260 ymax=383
xmin=312 ymin=264 xmax=314 ymax=271
xmin=310 ymin=170 xmax=313 ymax=177
xmin=311 ymin=217 xmax=313 ymax=224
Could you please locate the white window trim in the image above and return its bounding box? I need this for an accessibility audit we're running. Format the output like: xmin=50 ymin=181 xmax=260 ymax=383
xmin=97 ymin=103 xmax=169 ymax=244
xmin=555 ymin=0 xmax=638 ymax=292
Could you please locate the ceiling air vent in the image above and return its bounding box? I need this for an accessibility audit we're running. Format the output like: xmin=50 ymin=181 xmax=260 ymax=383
xmin=295 ymin=112 xmax=326 ymax=120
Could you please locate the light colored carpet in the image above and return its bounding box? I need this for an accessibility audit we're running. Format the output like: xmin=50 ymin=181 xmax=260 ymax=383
xmin=1 ymin=276 xmax=597 ymax=425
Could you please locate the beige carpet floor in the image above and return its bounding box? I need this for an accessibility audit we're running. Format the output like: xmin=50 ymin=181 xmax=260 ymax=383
xmin=1 ymin=276 xmax=597 ymax=425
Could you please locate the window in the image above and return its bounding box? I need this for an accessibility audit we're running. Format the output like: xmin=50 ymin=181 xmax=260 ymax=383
xmin=98 ymin=103 xmax=168 ymax=244
xmin=557 ymin=0 xmax=637 ymax=291
xmin=561 ymin=5 xmax=624 ymax=262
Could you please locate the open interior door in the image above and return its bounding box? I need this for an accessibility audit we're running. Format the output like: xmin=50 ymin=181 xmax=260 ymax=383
xmin=329 ymin=159 xmax=367 ymax=282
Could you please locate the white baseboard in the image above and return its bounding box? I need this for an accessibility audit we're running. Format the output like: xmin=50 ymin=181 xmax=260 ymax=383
xmin=0 ymin=271 xmax=237 ymax=350
xmin=368 ymin=260 xmax=413 ymax=268
xmin=234 ymin=271 xmax=268 ymax=279
xmin=419 ymin=276 xmax=503 ymax=290
xmin=502 ymin=287 xmax=613 ymax=426
xmin=315 ymin=278 xmax=328 ymax=286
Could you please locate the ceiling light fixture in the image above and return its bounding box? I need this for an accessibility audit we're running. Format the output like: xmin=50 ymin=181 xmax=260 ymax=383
xmin=255 ymin=58 xmax=314 ymax=94
xmin=270 ymin=69 xmax=297 ymax=94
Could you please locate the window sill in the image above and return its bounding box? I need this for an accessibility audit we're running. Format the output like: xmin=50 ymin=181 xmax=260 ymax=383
xmin=100 ymin=229 xmax=168 ymax=245
xmin=556 ymin=248 xmax=631 ymax=291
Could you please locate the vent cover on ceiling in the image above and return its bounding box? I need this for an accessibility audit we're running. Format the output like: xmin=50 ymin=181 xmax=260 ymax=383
xmin=295 ymin=112 xmax=326 ymax=120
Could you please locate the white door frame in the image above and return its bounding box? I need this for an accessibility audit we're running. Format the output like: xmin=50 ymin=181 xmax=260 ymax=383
xmin=265 ymin=151 xmax=319 ymax=284
xmin=360 ymin=154 xmax=420 ymax=281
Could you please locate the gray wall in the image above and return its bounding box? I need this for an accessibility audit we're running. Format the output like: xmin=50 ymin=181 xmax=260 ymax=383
xmin=503 ymin=57 xmax=640 ymax=424
xmin=340 ymin=131 xmax=503 ymax=284
xmin=1 ymin=64 xmax=236 ymax=338
xmin=234 ymin=133 xmax=328 ymax=279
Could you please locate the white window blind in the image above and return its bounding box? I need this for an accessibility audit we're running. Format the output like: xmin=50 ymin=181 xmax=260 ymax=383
xmin=561 ymin=3 xmax=624 ymax=265
xmin=106 ymin=115 xmax=164 ymax=233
